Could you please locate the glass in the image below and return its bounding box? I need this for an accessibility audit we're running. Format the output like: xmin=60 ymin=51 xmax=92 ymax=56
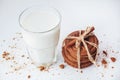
xmin=19 ymin=6 xmax=61 ymax=67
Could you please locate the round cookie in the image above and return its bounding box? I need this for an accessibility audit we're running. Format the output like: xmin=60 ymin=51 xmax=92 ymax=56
xmin=62 ymin=28 xmax=99 ymax=69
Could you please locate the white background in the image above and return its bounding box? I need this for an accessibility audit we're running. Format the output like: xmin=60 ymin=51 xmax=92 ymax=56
xmin=0 ymin=0 xmax=120 ymax=80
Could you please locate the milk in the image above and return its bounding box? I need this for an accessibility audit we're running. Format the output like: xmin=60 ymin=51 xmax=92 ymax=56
xmin=19 ymin=7 xmax=60 ymax=67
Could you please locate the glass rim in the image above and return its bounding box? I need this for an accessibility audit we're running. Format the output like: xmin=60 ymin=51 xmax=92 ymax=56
xmin=19 ymin=5 xmax=61 ymax=33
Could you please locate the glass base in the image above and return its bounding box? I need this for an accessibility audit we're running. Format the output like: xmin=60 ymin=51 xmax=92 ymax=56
xmin=26 ymin=45 xmax=58 ymax=68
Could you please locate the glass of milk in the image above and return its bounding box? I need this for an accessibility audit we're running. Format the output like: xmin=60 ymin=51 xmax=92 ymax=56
xmin=19 ymin=6 xmax=61 ymax=67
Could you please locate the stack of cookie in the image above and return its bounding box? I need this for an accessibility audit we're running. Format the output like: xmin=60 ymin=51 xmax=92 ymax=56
xmin=62 ymin=27 xmax=99 ymax=68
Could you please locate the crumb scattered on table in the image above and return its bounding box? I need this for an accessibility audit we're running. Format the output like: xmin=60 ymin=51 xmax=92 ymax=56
xmin=27 ymin=57 xmax=29 ymax=59
xmin=101 ymin=59 xmax=107 ymax=68
xmin=2 ymin=51 xmax=10 ymax=58
xmin=110 ymin=57 xmax=116 ymax=62
xmin=80 ymin=70 xmax=83 ymax=73
xmin=103 ymin=50 xmax=107 ymax=56
xmin=28 ymin=75 xmax=31 ymax=79
xmin=39 ymin=66 xmax=46 ymax=71
xmin=59 ymin=64 xmax=65 ymax=69
xmin=111 ymin=66 xmax=114 ymax=69
xmin=97 ymin=64 xmax=100 ymax=67
xmin=102 ymin=59 xmax=107 ymax=64
xmin=21 ymin=55 xmax=25 ymax=57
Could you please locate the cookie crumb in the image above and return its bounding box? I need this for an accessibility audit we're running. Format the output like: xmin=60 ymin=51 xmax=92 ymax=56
xmin=5 ymin=57 xmax=10 ymax=60
xmin=39 ymin=66 xmax=46 ymax=71
xmin=97 ymin=64 xmax=100 ymax=67
xmin=28 ymin=75 xmax=31 ymax=79
xmin=21 ymin=55 xmax=25 ymax=57
xmin=111 ymin=66 xmax=114 ymax=69
xmin=80 ymin=70 xmax=83 ymax=73
xmin=101 ymin=59 xmax=107 ymax=68
xmin=2 ymin=51 xmax=10 ymax=58
xmin=2 ymin=51 xmax=13 ymax=60
xmin=11 ymin=56 xmax=14 ymax=60
xmin=97 ymin=53 xmax=100 ymax=56
xmin=112 ymin=51 xmax=114 ymax=53
xmin=59 ymin=64 xmax=65 ymax=69
xmin=103 ymin=50 xmax=107 ymax=56
xmin=110 ymin=57 xmax=116 ymax=62
xmin=27 ymin=57 xmax=29 ymax=59
xmin=13 ymin=61 xmax=18 ymax=64
xmin=102 ymin=59 xmax=107 ymax=64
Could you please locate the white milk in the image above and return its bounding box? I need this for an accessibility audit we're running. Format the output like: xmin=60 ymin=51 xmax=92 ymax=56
xmin=19 ymin=7 xmax=60 ymax=67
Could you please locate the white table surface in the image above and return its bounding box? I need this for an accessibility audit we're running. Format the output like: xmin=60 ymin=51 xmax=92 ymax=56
xmin=0 ymin=0 xmax=120 ymax=80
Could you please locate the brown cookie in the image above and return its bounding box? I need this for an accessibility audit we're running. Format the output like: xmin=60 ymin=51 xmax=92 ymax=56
xmin=62 ymin=47 xmax=97 ymax=68
xmin=62 ymin=29 xmax=99 ymax=69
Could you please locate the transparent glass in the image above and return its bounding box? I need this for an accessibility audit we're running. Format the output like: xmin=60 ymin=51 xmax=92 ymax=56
xmin=19 ymin=6 xmax=61 ymax=67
